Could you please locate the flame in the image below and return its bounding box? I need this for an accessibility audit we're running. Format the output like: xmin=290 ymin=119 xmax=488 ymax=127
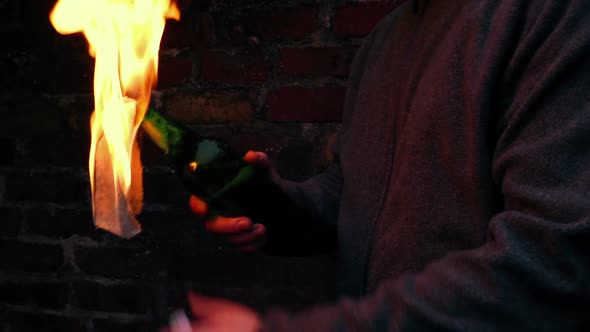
xmin=50 ymin=0 xmax=179 ymax=237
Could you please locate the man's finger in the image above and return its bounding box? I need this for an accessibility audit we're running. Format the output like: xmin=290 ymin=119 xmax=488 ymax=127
xmin=223 ymin=223 xmax=266 ymax=245
xmin=243 ymin=150 xmax=270 ymax=168
xmin=205 ymin=216 xmax=253 ymax=234
xmin=189 ymin=195 xmax=208 ymax=216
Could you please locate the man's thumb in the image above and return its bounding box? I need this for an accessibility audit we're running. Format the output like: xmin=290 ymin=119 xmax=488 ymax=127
xmin=188 ymin=292 xmax=226 ymax=318
xmin=189 ymin=195 xmax=209 ymax=217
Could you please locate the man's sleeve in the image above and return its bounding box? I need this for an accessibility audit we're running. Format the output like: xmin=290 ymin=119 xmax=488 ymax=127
xmin=262 ymin=162 xmax=343 ymax=256
xmin=260 ymin=15 xmax=383 ymax=256
xmin=261 ymin=2 xmax=590 ymax=330
xmin=262 ymin=97 xmax=346 ymax=256
xmin=277 ymin=154 xmax=343 ymax=227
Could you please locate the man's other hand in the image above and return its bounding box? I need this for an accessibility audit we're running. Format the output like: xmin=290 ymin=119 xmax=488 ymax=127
xmin=189 ymin=150 xmax=272 ymax=252
xmin=164 ymin=293 xmax=262 ymax=332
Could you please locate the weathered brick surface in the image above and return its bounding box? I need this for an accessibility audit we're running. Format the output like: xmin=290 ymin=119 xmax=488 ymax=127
xmin=165 ymin=91 xmax=255 ymax=124
xmin=74 ymin=245 xmax=167 ymax=279
xmin=216 ymin=133 xmax=287 ymax=158
xmin=0 ymin=99 xmax=63 ymax=138
xmin=161 ymin=20 xmax=195 ymax=51
xmin=333 ymin=1 xmax=397 ymax=38
xmin=55 ymin=96 xmax=94 ymax=136
xmin=199 ymin=49 xmax=270 ymax=83
xmin=0 ymin=281 xmax=69 ymax=309
xmin=192 ymin=12 xmax=217 ymax=47
xmin=0 ymin=206 xmax=22 ymax=237
xmin=157 ymin=57 xmax=194 ymax=89
xmin=0 ymin=240 xmax=64 ymax=273
xmin=4 ymin=173 xmax=87 ymax=204
xmin=0 ymin=138 xmax=14 ymax=166
xmin=26 ymin=208 xmax=98 ymax=240
xmin=35 ymin=57 xmax=95 ymax=94
xmin=3 ymin=312 xmax=87 ymax=332
xmin=279 ymin=47 xmax=357 ymax=78
xmin=267 ymin=86 xmax=346 ymax=122
xmin=243 ymin=6 xmax=320 ymax=42
xmin=73 ymin=282 xmax=159 ymax=314
xmin=0 ymin=0 xmax=375 ymax=326
xmin=23 ymin=133 xmax=90 ymax=168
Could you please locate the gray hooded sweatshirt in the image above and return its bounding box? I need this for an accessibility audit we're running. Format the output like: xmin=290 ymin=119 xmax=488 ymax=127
xmin=263 ymin=0 xmax=590 ymax=330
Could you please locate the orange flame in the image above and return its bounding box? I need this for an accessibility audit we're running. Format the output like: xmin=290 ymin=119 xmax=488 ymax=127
xmin=50 ymin=0 xmax=179 ymax=237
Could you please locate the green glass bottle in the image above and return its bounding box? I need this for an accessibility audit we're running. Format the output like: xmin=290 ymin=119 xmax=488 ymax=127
xmin=141 ymin=107 xmax=304 ymax=223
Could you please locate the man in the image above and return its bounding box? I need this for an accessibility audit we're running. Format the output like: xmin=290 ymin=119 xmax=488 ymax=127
xmin=166 ymin=0 xmax=590 ymax=330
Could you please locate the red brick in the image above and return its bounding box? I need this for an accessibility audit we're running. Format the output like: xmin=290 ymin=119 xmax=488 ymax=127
xmin=246 ymin=7 xmax=320 ymax=41
xmin=4 ymin=312 xmax=86 ymax=332
xmin=142 ymin=131 xmax=287 ymax=168
xmin=267 ymin=86 xmax=346 ymax=122
xmin=0 ymin=240 xmax=64 ymax=273
xmin=157 ymin=57 xmax=193 ymax=88
xmin=165 ymin=91 xmax=255 ymax=124
xmin=74 ymin=246 xmax=166 ymax=279
xmin=4 ymin=173 xmax=87 ymax=204
xmin=199 ymin=49 xmax=269 ymax=83
xmin=161 ymin=20 xmax=194 ymax=50
xmin=279 ymin=47 xmax=358 ymax=78
xmin=216 ymin=133 xmax=287 ymax=158
xmin=0 ymin=281 xmax=69 ymax=309
xmin=73 ymin=282 xmax=159 ymax=314
xmin=193 ymin=12 xmax=217 ymax=47
xmin=333 ymin=2 xmax=397 ymax=38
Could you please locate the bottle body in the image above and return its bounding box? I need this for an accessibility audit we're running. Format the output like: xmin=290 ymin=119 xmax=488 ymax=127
xmin=141 ymin=108 xmax=300 ymax=220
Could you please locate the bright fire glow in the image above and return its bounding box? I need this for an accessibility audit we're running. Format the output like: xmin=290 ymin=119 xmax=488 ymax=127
xmin=50 ymin=0 xmax=179 ymax=237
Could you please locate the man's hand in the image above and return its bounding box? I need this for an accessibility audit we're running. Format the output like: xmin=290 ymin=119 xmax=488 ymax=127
xmin=189 ymin=150 xmax=274 ymax=252
xmin=165 ymin=293 xmax=262 ymax=332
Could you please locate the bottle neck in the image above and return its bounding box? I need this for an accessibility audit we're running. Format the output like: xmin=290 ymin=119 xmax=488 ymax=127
xmin=141 ymin=108 xmax=186 ymax=156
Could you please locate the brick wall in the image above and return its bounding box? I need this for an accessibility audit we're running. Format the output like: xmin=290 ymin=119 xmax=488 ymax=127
xmin=0 ymin=0 xmax=402 ymax=331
